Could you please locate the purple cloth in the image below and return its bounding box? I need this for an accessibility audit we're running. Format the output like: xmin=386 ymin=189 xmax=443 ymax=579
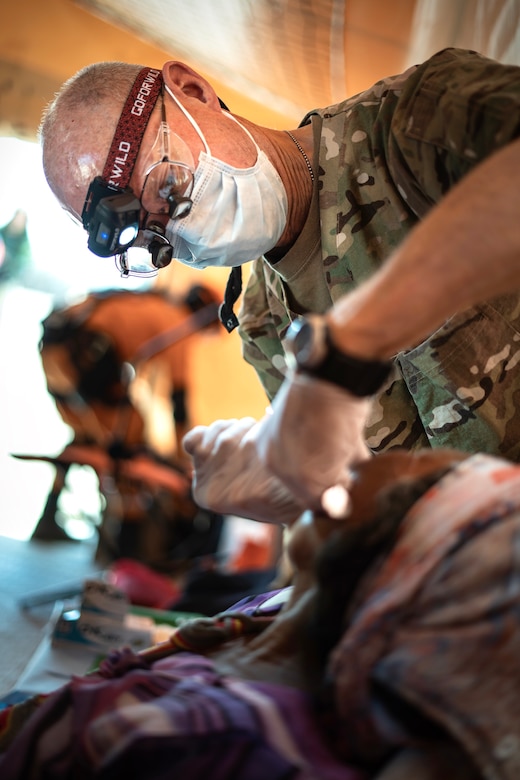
xmin=0 ymin=652 xmax=363 ymax=780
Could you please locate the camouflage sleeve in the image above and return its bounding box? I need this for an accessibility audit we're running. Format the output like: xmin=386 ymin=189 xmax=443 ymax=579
xmin=237 ymin=258 xmax=287 ymax=403
xmin=386 ymin=47 xmax=520 ymax=218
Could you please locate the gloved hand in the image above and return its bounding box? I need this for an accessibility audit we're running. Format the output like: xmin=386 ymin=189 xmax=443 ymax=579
xmin=257 ymin=371 xmax=373 ymax=513
xmin=182 ymin=416 xmax=305 ymax=526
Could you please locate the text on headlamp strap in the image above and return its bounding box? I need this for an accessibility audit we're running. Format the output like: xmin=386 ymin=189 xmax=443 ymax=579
xmin=102 ymin=67 xmax=163 ymax=190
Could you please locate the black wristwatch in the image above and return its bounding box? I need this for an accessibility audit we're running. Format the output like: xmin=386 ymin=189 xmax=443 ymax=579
xmin=283 ymin=314 xmax=393 ymax=397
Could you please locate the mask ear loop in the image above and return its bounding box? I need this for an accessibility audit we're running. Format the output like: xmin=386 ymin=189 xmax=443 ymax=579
xmin=164 ymin=83 xmax=211 ymax=156
xmin=164 ymin=85 xmax=261 ymax=162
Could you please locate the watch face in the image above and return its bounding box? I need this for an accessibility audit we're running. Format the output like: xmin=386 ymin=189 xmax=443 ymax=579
xmin=292 ymin=320 xmax=314 ymax=363
xmin=285 ymin=317 xmax=325 ymax=369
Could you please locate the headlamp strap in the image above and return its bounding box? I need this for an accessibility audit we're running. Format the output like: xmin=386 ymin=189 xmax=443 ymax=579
xmin=101 ymin=67 xmax=163 ymax=190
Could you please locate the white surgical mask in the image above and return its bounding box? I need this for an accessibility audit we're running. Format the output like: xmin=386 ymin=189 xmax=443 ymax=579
xmin=164 ymin=84 xmax=288 ymax=268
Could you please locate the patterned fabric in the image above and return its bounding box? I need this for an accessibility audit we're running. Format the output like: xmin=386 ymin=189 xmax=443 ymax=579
xmin=0 ymin=594 xmax=363 ymax=780
xmin=0 ymin=695 xmax=46 ymax=754
xmin=325 ymin=453 xmax=520 ymax=779
xmin=0 ymin=656 xmax=362 ymax=780
xmin=238 ymin=48 xmax=520 ymax=460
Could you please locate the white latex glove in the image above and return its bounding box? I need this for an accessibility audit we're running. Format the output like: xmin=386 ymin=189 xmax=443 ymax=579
xmin=182 ymin=417 xmax=305 ymax=526
xmin=257 ymin=371 xmax=373 ymax=512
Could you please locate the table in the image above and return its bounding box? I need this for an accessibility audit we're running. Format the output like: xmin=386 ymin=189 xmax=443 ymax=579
xmin=0 ymin=535 xmax=101 ymax=698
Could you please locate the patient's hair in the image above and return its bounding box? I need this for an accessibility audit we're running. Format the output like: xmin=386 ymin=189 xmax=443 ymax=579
xmin=304 ymin=466 xmax=452 ymax=674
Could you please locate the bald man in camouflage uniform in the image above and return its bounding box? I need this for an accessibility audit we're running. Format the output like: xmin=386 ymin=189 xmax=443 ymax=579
xmin=40 ymin=48 xmax=520 ymax=525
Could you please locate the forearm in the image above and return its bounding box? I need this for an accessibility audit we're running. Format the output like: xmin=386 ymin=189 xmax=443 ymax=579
xmin=327 ymin=138 xmax=520 ymax=360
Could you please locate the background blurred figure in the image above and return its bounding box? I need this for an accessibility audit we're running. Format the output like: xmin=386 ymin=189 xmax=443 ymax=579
xmin=31 ymin=283 xmax=224 ymax=569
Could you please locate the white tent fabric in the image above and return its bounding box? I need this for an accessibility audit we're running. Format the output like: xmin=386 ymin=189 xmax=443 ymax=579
xmin=406 ymin=0 xmax=520 ymax=67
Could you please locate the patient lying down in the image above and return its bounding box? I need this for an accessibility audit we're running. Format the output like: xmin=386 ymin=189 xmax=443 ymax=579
xmin=2 ymin=448 xmax=520 ymax=780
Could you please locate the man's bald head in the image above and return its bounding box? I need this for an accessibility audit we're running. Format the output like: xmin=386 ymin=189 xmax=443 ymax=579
xmin=40 ymin=62 xmax=144 ymax=218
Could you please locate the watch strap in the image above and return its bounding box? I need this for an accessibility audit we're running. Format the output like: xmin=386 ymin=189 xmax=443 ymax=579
xmin=303 ymin=326 xmax=393 ymax=397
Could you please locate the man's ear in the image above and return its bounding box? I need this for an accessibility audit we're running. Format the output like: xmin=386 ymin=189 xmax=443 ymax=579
xmin=162 ymin=61 xmax=222 ymax=111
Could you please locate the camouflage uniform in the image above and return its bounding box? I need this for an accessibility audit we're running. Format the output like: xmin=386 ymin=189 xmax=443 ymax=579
xmin=238 ymin=48 xmax=520 ymax=460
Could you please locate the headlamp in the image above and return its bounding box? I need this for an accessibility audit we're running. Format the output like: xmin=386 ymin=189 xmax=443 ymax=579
xmin=80 ymin=67 xmax=229 ymax=278
xmin=82 ymin=177 xmax=141 ymax=258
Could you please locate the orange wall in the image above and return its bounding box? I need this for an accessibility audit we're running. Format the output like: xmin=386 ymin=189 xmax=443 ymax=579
xmin=0 ymin=0 xmax=293 ymax=139
xmin=155 ymin=263 xmax=269 ymax=427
